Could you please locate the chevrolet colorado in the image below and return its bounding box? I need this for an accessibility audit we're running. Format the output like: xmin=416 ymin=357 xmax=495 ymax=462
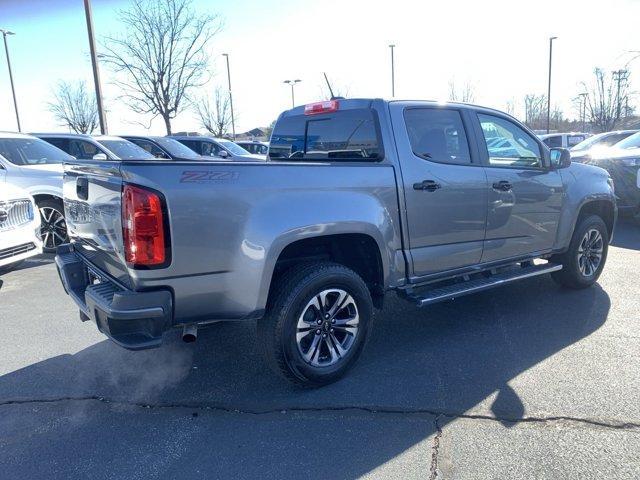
xmin=55 ymin=99 xmax=616 ymax=386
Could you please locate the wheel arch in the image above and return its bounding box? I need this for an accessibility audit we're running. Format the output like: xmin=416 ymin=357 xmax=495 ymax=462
xmin=266 ymin=232 xmax=387 ymax=309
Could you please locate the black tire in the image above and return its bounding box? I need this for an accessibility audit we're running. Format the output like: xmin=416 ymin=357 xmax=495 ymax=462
xmin=551 ymin=215 xmax=609 ymax=289
xmin=37 ymin=198 xmax=68 ymax=253
xmin=258 ymin=262 xmax=373 ymax=387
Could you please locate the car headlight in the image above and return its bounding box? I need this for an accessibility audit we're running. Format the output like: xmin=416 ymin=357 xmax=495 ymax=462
xmin=614 ymin=157 xmax=640 ymax=167
xmin=607 ymin=176 xmax=615 ymax=193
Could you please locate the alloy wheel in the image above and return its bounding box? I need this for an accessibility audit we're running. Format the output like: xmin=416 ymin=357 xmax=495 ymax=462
xmin=295 ymin=288 xmax=360 ymax=367
xmin=577 ymin=228 xmax=603 ymax=277
xmin=39 ymin=206 xmax=68 ymax=250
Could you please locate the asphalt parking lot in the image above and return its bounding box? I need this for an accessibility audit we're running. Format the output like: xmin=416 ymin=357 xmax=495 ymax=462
xmin=0 ymin=220 xmax=639 ymax=480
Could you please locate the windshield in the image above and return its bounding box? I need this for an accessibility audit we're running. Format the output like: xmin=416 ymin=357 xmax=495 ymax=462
xmin=217 ymin=139 xmax=251 ymax=156
xmin=153 ymin=137 xmax=201 ymax=159
xmin=0 ymin=137 xmax=72 ymax=166
xmin=614 ymin=131 xmax=640 ymax=150
xmin=97 ymin=139 xmax=155 ymax=160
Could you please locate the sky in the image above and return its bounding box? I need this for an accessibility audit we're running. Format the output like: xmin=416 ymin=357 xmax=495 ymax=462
xmin=0 ymin=0 xmax=639 ymax=135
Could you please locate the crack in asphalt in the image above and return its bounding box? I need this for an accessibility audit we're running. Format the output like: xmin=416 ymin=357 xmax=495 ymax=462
xmin=429 ymin=414 xmax=443 ymax=480
xmin=1 ymin=396 xmax=639 ymax=431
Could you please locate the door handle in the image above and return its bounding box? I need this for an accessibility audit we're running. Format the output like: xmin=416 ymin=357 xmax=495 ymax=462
xmin=492 ymin=180 xmax=512 ymax=192
xmin=413 ymin=180 xmax=441 ymax=191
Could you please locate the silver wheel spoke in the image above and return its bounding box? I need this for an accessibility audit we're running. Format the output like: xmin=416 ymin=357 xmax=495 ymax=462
xmin=296 ymin=288 xmax=360 ymax=367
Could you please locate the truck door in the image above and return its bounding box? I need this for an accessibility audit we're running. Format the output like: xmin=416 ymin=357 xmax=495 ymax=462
xmin=390 ymin=104 xmax=488 ymax=279
xmin=473 ymin=112 xmax=563 ymax=262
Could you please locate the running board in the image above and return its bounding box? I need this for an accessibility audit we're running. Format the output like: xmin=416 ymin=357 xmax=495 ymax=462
xmin=404 ymin=263 xmax=562 ymax=307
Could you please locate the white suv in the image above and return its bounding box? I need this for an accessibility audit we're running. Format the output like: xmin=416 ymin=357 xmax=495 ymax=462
xmin=0 ymin=132 xmax=72 ymax=252
xmin=0 ymin=184 xmax=43 ymax=272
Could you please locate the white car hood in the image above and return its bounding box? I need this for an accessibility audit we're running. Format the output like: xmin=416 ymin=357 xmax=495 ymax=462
xmin=0 ymin=183 xmax=33 ymax=202
xmin=591 ymin=146 xmax=640 ymax=160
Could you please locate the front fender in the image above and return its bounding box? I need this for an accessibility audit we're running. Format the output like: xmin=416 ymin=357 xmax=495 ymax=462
xmin=554 ymin=163 xmax=616 ymax=250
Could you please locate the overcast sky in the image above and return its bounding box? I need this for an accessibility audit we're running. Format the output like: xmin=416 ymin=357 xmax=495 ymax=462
xmin=0 ymin=0 xmax=639 ymax=135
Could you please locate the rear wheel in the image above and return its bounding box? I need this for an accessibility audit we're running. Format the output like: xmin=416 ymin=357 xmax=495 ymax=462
xmin=551 ymin=215 xmax=609 ymax=289
xmin=258 ymin=262 xmax=373 ymax=387
xmin=37 ymin=199 xmax=68 ymax=253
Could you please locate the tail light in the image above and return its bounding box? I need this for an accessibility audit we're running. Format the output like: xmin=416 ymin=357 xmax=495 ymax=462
xmin=122 ymin=184 xmax=168 ymax=267
xmin=304 ymin=100 xmax=339 ymax=115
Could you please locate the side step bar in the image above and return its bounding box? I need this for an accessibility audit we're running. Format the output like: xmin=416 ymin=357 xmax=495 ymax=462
xmin=403 ymin=263 xmax=562 ymax=307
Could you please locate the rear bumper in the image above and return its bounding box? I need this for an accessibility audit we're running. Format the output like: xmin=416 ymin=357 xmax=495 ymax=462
xmin=55 ymin=244 xmax=173 ymax=350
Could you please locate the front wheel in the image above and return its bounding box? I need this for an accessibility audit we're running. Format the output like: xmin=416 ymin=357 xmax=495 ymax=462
xmin=258 ymin=262 xmax=373 ymax=387
xmin=551 ymin=215 xmax=609 ymax=289
xmin=38 ymin=199 xmax=68 ymax=253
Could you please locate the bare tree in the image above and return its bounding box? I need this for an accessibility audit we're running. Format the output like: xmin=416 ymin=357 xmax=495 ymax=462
xmin=101 ymin=0 xmax=222 ymax=134
xmin=448 ymin=79 xmax=475 ymax=103
xmin=581 ymin=68 xmax=632 ymax=132
xmin=48 ymin=80 xmax=99 ymax=134
xmin=196 ymin=87 xmax=232 ymax=137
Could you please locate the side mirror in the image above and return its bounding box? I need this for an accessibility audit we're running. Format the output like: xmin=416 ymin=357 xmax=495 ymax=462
xmin=550 ymin=148 xmax=571 ymax=169
xmin=218 ymin=150 xmax=229 ymax=158
xmin=92 ymin=153 xmax=108 ymax=161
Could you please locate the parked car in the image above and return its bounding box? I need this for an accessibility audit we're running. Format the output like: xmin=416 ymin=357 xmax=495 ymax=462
xmin=55 ymin=98 xmax=615 ymax=387
xmin=236 ymin=140 xmax=269 ymax=156
xmin=0 ymin=132 xmax=72 ymax=252
xmin=170 ymin=134 xmax=265 ymax=161
xmin=570 ymin=130 xmax=638 ymax=162
xmin=0 ymin=183 xmax=43 ymax=273
xmin=120 ymin=135 xmax=205 ymax=161
xmin=35 ymin=133 xmax=155 ymax=161
xmin=584 ymin=131 xmax=640 ymax=217
xmin=539 ymin=132 xmax=590 ymax=149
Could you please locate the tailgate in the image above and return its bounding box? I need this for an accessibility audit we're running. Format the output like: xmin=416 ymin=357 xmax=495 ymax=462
xmin=63 ymin=161 xmax=132 ymax=288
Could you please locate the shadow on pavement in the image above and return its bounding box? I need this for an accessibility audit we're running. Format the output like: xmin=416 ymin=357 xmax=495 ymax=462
xmin=0 ymin=272 xmax=611 ymax=479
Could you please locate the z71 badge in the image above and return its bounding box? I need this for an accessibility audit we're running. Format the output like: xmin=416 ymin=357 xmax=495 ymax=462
xmin=180 ymin=170 xmax=239 ymax=184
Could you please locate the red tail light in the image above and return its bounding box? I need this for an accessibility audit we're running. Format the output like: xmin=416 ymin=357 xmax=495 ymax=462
xmin=304 ymin=100 xmax=339 ymax=115
xmin=122 ymin=184 xmax=167 ymax=267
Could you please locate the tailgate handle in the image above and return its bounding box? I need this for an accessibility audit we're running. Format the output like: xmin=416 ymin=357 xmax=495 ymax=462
xmin=76 ymin=177 xmax=89 ymax=200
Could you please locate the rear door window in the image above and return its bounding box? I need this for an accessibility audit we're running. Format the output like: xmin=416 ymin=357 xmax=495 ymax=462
xmin=403 ymin=108 xmax=472 ymax=164
xmin=269 ymin=108 xmax=382 ymax=161
xmin=543 ymin=135 xmax=563 ymax=148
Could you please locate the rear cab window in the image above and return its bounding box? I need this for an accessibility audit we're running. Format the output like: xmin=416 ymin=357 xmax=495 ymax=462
xmin=269 ymin=105 xmax=383 ymax=162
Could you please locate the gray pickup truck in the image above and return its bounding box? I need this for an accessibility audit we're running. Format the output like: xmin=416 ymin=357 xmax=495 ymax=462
xmin=55 ymin=98 xmax=616 ymax=386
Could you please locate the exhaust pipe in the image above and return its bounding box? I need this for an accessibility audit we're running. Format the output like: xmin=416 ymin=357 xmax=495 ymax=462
xmin=182 ymin=324 xmax=198 ymax=343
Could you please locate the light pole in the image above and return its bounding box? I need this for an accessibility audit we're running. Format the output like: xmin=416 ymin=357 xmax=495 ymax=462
xmin=1 ymin=29 xmax=21 ymax=132
xmin=222 ymin=53 xmax=236 ymax=140
xmin=578 ymin=92 xmax=588 ymax=132
xmin=283 ymin=79 xmax=301 ymax=108
xmin=389 ymin=44 xmax=395 ymax=97
xmin=83 ymin=0 xmax=107 ymax=134
xmin=546 ymin=36 xmax=557 ymax=134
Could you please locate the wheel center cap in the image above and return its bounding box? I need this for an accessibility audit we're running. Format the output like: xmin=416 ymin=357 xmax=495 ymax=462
xmin=323 ymin=321 xmax=331 ymax=332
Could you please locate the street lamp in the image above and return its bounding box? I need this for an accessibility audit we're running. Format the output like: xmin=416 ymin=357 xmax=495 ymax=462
xmin=283 ymin=79 xmax=301 ymax=108
xmin=546 ymin=36 xmax=557 ymax=134
xmin=1 ymin=29 xmax=21 ymax=132
xmin=83 ymin=0 xmax=107 ymax=134
xmin=389 ymin=44 xmax=395 ymax=97
xmin=222 ymin=53 xmax=236 ymax=140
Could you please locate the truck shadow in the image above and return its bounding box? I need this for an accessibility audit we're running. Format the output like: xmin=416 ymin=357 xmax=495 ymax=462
xmin=0 ymin=275 xmax=610 ymax=479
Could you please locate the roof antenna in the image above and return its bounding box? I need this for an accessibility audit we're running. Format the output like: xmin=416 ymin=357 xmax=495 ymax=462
xmin=323 ymin=72 xmax=336 ymax=99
